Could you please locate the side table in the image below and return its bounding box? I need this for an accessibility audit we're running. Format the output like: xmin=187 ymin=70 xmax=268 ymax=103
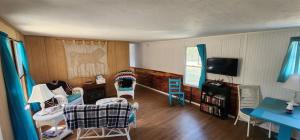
xmin=33 ymin=108 xmax=71 ymax=140
xmin=83 ymin=83 xmax=106 ymax=104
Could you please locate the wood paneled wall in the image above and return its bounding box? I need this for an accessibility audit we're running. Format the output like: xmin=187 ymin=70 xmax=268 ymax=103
xmin=132 ymin=67 xmax=238 ymax=116
xmin=24 ymin=36 xmax=129 ymax=97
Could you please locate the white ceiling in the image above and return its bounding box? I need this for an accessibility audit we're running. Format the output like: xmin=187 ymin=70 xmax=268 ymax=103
xmin=1 ymin=0 xmax=300 ymax=42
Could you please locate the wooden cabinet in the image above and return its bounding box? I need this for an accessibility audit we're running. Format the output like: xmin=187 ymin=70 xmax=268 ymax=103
xmin=83 ymin=83 xmax=106 ymax=104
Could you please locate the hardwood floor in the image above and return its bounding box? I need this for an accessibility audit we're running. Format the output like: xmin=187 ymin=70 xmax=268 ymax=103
xmin=64 ymin=85 xmax=273 ymax=140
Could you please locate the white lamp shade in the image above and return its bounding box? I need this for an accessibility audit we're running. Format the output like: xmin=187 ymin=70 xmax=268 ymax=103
xmin=28 ymin=84 xmax=54 ymax=103
xmin=281 ymin=75 xmax=300 ymax=92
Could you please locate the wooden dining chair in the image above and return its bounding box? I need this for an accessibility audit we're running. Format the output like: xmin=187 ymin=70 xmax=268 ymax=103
xmin=168 ymin=78 xmax=185 ymax=106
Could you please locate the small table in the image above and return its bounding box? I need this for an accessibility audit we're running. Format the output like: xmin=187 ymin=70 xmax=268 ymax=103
xmin=33 ymin=107 xmax=72 ymax=140
xmin=250 ymin=97 xmax=300 ymax=140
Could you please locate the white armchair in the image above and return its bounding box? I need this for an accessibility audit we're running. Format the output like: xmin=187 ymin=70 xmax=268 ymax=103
xmin=115 ymin=81 xmax=136 ymax=99
xmin=70 ymin=87 xmax=84 ymax=105
xmin=52 ymin=88 xmax=83 ymax=106
xmin=46 ymin=80 xmax=84 ymax=105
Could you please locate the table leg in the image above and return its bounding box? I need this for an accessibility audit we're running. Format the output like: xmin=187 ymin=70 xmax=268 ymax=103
xmin=277 ymin=125 xmax=292 ymax=140
xmin=39 ymin=127 xmax=42 ymax=139
xmin=55 ymin=125 xmax=58 ymax=136
xmin=190 ymin=87 xmax=193 ymax=104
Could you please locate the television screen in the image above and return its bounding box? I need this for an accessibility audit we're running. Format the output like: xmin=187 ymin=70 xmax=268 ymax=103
xmin=206 ymin=58 xmax=238 ymax=76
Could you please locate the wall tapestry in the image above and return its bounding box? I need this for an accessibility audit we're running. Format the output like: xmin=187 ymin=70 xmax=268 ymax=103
xmin=63 ymin=40 xmax=107 ymax=79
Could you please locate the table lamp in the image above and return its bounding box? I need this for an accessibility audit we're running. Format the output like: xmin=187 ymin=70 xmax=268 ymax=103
xmin=28 ymin=84 xmax=54 ymax=115
xmin=280 ymin=74 xmax=300 ymax=106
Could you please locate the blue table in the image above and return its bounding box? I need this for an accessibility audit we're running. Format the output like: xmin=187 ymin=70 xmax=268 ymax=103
xmin=250 ymin=97 xmax=300 ymax=140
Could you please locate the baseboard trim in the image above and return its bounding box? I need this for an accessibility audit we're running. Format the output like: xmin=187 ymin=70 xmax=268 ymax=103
xmin=137 ymin=83 xmax=200 ymax=107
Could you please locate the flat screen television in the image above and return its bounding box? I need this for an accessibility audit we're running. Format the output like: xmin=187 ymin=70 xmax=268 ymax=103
xmin=206 ymin=58 xmax=238 ymax=76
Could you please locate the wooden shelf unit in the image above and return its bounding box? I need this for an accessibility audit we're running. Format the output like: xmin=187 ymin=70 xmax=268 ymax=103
xmin=200 ymin=82 xmax=231 ymax=119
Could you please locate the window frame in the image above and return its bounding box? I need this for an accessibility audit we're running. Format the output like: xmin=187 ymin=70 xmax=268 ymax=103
xmin=184 ymin=46 xmax=202 ymax=88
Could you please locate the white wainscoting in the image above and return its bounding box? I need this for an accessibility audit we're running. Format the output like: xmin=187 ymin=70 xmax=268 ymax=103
xmin=130 ymin=28 xmax=300 ymax=138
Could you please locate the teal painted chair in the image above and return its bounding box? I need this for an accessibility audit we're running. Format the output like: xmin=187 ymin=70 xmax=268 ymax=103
xmin=168 ymin=78 xmax=185 ymax=106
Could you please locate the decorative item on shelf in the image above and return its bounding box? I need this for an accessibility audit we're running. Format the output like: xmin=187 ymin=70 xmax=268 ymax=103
xmin=208 ymin=79 xmax=224 ymax=87
xmin=28 ymin=84 xmax=54 ymax=115
xmin=280 ymin=74 xmax=300 ymax=109
xmin=96 ymin=74 xmax=106 ymax=84
xmin=42 ymin=126 xmax=64 ymax=138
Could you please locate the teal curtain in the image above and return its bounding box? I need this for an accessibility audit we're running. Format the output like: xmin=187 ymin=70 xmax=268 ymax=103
xmin=277 ymin=37 xmax=300 ymax=82
xmin=15 ymin=41 xmax=41 ymax=112
xmin=0 ymin=32 xmax=38 ymax=140
xmin=197 ymin=44 xmax=207 ymax=89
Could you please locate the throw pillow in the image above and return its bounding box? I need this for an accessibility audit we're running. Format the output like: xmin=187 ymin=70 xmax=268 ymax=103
xmin=51 ymin=86 xmax=68 ymax=97
xmin=118 ymin=78 xmax=133 ymax=88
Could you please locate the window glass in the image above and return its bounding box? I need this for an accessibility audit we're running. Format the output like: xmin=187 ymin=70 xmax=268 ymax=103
xmin=184 ymin=47 xmax=202 ymax=87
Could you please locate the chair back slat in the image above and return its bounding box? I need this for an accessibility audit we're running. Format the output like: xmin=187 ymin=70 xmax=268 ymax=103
xmin=238 ymin=85 xmax=261 ymax=110
xmin=168 ymin=78 xmax=185 ymax=105
xmin=168 ymin=78 xmax=182 ymax=93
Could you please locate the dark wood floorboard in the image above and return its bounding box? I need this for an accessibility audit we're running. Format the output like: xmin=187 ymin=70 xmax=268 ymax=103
xmin=64 ymin=85 xmax=273 ymax=140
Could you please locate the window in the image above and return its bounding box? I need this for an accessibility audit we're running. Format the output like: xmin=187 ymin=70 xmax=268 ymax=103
xmin=8 ymin=40 xmax=28 ymax=99
xmin=277 ymin=37 xmax=300 ymax=82
xmin=184 ymin=47 xmax=202 ymax=87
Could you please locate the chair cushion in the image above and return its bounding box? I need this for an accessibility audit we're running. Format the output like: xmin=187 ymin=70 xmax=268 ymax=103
xmin=67 ymin=94 xmax=81 ymax=103
xmin=241 ymin=108 xmax=254 ymax=115
xmin=118 ymin=87 xmax=133 ymax=91
xmin=128 ymin=112 xmax=135 ymax=123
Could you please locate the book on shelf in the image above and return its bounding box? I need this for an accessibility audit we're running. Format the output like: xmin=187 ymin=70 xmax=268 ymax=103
xmin=201 ymin=93 xmax=226 ymax=108
xmin=200 ymin=103 xmax=222 ymax=117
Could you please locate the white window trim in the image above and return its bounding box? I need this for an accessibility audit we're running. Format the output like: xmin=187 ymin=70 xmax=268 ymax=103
xmin=184 ymin=46 xmax=202 ymax=88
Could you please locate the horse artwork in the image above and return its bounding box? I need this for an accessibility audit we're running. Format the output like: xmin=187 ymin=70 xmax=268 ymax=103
xmin=64 ymin=41 xmax=107 ymax=80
